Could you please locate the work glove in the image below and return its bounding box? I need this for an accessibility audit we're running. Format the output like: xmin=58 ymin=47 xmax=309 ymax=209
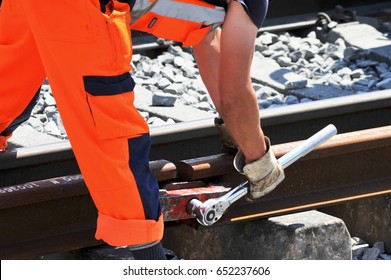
xmin=214 ymin=117 xmax=238 ymax=154
xmin=234 ymin=137 xmax=284 ymax=201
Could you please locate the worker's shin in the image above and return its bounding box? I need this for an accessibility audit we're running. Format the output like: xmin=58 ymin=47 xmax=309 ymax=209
xmin=234 ymin=137 xmax=285 ymax=201
xmin=129 ymin=242 xmax=167 ymax=260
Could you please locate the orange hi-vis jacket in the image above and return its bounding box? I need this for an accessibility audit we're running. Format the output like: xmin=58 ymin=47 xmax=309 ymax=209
xmin=130 ymin=0 xmax=226 ymax=47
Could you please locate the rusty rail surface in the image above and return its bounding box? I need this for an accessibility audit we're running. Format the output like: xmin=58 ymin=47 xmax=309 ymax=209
xmin=1 ymin=125 xmax=391 ymax=259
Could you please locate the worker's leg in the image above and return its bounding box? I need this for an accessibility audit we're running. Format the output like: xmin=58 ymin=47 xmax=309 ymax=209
xmin=217 ymin=1 xmax=266 ymax=162
xmin=194 ymin=1 xmax=266 ymax=161
xmin=19 ymin=0 xmax=163 ymax=246
xmin=194 ymin=0 xmax=284 ymax=200
xmin=223 ymin=1 xmax=284 ymax=200
xmin=0 ymin=0 xmax=46 ymax=150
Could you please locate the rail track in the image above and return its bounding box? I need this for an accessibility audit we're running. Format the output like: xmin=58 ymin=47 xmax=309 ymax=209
xmin=1 ymin=124 xmax=391 ymax=259
xmin=1 ymin=0 xmax=391 ymax=260
xmin=2 ymin=89 xmax=391 ymax=186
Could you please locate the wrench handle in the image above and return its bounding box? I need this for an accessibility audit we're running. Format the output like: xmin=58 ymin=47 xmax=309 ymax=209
xmin=278 ymin=124 xmax=337 ymax=169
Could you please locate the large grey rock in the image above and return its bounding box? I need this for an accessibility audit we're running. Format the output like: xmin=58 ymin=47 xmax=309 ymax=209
xmin=361 ymin=247 xmax=381 ymax=260
xmin=326 ymin=22 xmax=391 ymax=64
xmin=163 ymin=210 xmax=352 ymax=260
xmin=152 ymin=92 xmax=177 ymax=107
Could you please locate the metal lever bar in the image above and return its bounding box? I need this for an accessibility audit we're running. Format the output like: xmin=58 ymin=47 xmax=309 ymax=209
xmin=186 ymin=124 xmax=338 ymax=226
xmin=278 ymin=124 xmax=337 ymax=169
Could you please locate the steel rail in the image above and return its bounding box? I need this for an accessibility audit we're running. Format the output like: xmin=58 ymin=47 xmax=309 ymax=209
xmin=1 ymin=125 xmax=391 ymax=259
xmin=1 ymin=89 xmax=391 ymax=187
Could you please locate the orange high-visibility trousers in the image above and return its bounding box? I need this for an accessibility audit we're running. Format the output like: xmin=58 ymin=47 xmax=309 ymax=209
xmin=0 ymin=0 xmax=163 ymax=246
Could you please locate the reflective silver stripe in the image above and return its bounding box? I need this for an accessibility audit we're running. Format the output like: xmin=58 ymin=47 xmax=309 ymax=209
xmin=131 ymin=0 xmax=157 ymax=23
xmin=131 ymin=0 xmax=225 ymax=25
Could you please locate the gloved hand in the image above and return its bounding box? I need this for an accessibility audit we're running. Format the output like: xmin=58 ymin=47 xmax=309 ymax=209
xmin=214 ymin=117 xmax=238 ymax=154
xmin=234 ymin=137 xmax=284 ymax=201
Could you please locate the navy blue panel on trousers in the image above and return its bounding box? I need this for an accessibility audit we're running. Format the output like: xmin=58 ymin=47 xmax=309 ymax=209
xmin=128 ymin=134 xmax=162 ymax=221
xmin=0 ymin=87 xmax=40 ymax=136
xmin=83 ymin=72 xmax=135 ymax=96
